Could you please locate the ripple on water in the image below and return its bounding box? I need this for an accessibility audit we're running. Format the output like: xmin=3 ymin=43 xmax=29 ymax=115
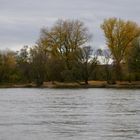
xmin=0 ymin=88 xmax=139 ymax=140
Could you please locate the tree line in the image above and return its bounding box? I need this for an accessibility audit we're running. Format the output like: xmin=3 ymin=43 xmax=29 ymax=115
xmin=0 ymin=18 xmax=140 ymax=86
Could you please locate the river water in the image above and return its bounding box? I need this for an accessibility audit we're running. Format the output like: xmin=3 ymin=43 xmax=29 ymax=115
xmin=0 ymin=88 xmax=139 ymax=140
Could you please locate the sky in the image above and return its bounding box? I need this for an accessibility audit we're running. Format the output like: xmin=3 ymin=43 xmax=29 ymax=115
xmin=0 ymin=0 xmax=140 ymax=50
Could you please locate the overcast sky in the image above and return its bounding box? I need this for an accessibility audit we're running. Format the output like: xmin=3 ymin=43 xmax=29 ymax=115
xmin=0 ymin=0 xmax=140 ymax=50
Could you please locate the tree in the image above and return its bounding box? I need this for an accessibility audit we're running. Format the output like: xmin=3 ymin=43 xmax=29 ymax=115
xmin=30 ymin=45 xmax=49 ymax=86
xmin=0 ymin=50 xmax=17 ymax=83
xmin=101 ymin=18 xmax=140 ymax=81
xmin=16 ymin=46 xmax=31 ymax=82
xmin=75 ymin=46 xmax=98 ymax=84
xmin=38 ymin=19 xmax=91 ymax=70
xmin=47 ymin=57 xmax=65 ymax=82
xmin=127 ymin=39 xmax=140 ymax=81
xmin=96 ymin=49 xmax=112 ymax=83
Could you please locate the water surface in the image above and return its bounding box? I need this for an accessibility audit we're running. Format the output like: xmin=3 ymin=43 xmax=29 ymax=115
xmin=0 ymin=88 xmax=140 ymax=140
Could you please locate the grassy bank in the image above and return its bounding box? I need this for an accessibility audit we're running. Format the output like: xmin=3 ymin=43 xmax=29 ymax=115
xmin=44 ymin=81 xmax=140 ymax=89
xmin=0 ymin=81 xmax=140 ymax=89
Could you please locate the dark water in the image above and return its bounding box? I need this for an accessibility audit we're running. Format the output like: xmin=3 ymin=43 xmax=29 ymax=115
xmin=0 ymin=88 xmax=140 ymax=140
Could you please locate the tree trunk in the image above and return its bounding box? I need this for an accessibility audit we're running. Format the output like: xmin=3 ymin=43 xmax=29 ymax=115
xmin=84 ymin=62 xmax=89 ymax=85
xmin=85 ymin=78 xmax=88 ymax=85
xmin=114 ymin=62 xmax=122 ymax=81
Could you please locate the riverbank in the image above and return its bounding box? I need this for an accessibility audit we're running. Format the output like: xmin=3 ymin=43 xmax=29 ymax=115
xmin=0 ymin=81 xmax=140 ymax=89
xmin=43 ymin=81 xmax=140 ymax=89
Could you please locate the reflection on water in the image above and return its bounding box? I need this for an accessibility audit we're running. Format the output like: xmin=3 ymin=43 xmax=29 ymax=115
xmin=0 ymin=88 xmax=140 ymax=140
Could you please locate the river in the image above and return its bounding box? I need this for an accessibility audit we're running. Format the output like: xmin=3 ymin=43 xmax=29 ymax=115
xmin=0 ymin=88 xmax=139 ymax=140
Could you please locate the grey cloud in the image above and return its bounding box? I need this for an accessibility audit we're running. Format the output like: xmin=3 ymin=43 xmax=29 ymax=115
xmin=0 ymin=0 xmax=140 ymax=50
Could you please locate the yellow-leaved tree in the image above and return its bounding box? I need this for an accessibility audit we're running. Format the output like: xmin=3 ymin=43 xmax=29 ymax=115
xmin=38 ymin=19 xmax=90 ymax=70
xmin=101 ymin=17 xmax=140 ymax=81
